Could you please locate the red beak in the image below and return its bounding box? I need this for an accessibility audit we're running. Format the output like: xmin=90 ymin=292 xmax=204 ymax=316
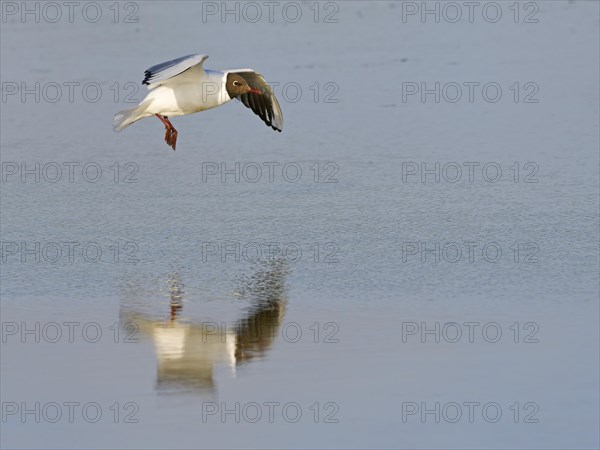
xmin=247 ymin=87 xmax=261 ymax=95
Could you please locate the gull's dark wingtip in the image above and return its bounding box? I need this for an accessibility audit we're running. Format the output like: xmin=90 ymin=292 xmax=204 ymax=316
xmin=142 ymin=70 xmax=152 ymax=85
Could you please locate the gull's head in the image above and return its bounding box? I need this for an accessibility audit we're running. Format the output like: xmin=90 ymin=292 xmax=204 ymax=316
xmin=226 ymin=73 xmax=261 ymax=98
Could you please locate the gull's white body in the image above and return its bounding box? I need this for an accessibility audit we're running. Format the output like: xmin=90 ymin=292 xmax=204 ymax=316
xmin=141 ymin=69 xmax=232 ymax=117
xmin=114 ymin=68 xmax=234 ymax=130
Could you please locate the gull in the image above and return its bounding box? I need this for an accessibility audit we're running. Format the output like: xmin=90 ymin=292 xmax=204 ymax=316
xmin=113 ymin=53 xmax=283 ymax=150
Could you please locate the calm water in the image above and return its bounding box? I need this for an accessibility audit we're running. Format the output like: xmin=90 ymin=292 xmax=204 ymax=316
xmin=1 ymin=1 xmax=599 ymax=448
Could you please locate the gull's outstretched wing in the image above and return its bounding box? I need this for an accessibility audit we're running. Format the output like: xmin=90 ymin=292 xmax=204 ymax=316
xmin=226 ymin=69 xmax=283 ymax=132
xmin=143 ymin=54 xmax=208 ymax=88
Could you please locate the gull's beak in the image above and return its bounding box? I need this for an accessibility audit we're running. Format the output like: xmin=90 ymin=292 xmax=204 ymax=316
xmin=247 ymin=87 xmax=261 ymax=95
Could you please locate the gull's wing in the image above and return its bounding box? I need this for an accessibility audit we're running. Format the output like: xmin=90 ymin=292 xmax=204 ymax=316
xmin=143 ymin=54 xmax=208 ymax=88
xmin=227 ymin=69 xmax=283 ymax=132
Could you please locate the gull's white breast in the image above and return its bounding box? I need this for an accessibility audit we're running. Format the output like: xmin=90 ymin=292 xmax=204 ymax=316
xmin=142 ymin=69 xmax=232 ymax=117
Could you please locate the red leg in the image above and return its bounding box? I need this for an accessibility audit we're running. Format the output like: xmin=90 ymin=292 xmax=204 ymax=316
xmin=155 ymin=114 xmax=178 ymax=151
xmin=163 ymin=116 xmax=178 ymax=150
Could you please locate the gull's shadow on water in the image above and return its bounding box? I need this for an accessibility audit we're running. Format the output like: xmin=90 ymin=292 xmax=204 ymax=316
xmin=120 ymin=260 xmax=288 ymax=396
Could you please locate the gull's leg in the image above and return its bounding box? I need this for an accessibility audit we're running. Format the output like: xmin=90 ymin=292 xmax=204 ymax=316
xmin=155 ymin=114 xmax=178 ymax=151
xmin=155 ymin=114 xmax=172 ymax=147
xmin=163 ymin=116 xmax=178 ymax=151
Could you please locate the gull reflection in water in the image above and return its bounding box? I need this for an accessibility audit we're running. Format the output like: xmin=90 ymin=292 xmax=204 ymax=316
xmin=120 ymin=260 xmax=288 ymax=394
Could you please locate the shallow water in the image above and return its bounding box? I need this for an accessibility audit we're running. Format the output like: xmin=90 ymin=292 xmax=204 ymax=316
xmin=1 ymin=1 xmax=599 ymax=448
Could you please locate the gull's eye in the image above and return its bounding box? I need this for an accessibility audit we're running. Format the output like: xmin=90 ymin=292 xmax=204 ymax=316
xmin=233 ymin=81 xmax=241 ymax=86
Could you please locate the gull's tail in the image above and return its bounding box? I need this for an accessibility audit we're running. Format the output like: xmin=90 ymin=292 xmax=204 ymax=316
xmin=113 ymin=100 xmax=152 ymax=132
